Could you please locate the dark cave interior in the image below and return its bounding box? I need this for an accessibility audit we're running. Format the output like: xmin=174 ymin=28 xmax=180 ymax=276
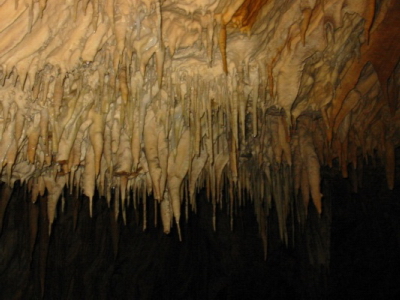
xmin=1 ymin=150 xmax=400 ymax=300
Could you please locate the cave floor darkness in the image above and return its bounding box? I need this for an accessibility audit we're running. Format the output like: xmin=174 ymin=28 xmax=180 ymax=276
xmin=328 ymin=162 xmax=400 ymax=299
xmin=0 ymin=155 xmax=400 ymax=299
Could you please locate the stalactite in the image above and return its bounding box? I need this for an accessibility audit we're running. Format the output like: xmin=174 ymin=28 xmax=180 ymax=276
xmin=0 ymin=0 xmax=397 ymax=260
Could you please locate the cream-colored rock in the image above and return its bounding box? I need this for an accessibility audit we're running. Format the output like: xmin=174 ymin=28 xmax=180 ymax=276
xmin=0 ymin=0 xmax=397 ymax=241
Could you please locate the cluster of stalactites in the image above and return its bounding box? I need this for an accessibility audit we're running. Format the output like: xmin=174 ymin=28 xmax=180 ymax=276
xmin=0 ymin=0 xmax=399 ymax=248
xmin=0 ymin=61 xmax=327 ymax=245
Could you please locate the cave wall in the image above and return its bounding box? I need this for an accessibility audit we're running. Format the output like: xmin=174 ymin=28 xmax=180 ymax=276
xmin=0 ymin=0 xmax=399 ymax=243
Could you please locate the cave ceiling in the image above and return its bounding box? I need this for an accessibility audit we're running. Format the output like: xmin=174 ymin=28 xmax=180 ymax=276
xmin=0 ymin=0 xmax=399 ymax=242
